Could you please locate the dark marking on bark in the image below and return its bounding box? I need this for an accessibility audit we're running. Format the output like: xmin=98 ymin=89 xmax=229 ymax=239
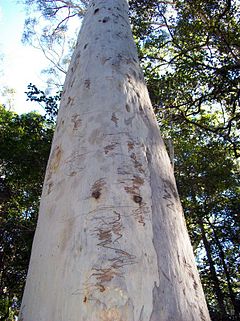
xmin=139 ymin=305 xmax=145 ymax=321
xmin=111 ymin=112 xmax=119 ymax=126
xmin=100 ymin=56 xmax=111 ymax=64
xmin=130 ymin=153 xmax=145 ymax=173
xmin=91 ymin=178 xmax=106 ymax=200
xmin=83 ymin=43 xmax=88 ymax=49
xmin=163 ymin=179 xmax=178 ymax=199
xmin=67 ymin=96 xmax=73 ymax=106
xmin=92 ymin=190 xmax=101 ymax=199
xmin=127 ymin=141 xmax=134 ymax=151
xmin=189 ymin=269 xmax=198 ymax=291
xmin=104 ymin=142 xmax=118 ymax=154
xmin=102 ymin=16 xmax=110 ymax=23
xmin=134 ymin=195 xmax=142 ymax=204
xmin=146 ymin=147 xmax=152 ymax=163
xmin=70 ymin=77 xmax=75 ymax=88
xmin=98 ymin=284 xmax=106 ymax=292
xmin=163 ymin=187 xmax=174 ymax=210
xmin=68 ymin=171 xmax=77 ymax=177
xmin=131 ymin=95 xmax=137 ymax=104
xmin=47 ymin=181 xmax=54 ymax=195
xmin=117 ymin=167 xmax=131 ymax=175
xmin=94 ymin=8 xmax=99 ymax=14
xmin=133 ymin=175 xmax=144 ymax=186
xmin=124 ymin=174 xmax=144 ymax=196
xmin=91 ymin=210 xmax=136 ymax=289
xmin=83 ymin=296 xmax=87 ymax=303
xmin=139 ymin=103 xmax=143 ymax=112
xmin=71 ymin=114 xmax=82 ymax=130
xmin=98 ymin=228 xmax=112 ymax=242
xmin=199 ymin=307 xmax=206 ymax=321
xmin=133 ymin=202 xmax=148 ymax=226
xmin=126 ymin=103 xmax=130 ymax=112
xmin=162 ymin=179 xmax=178 ymax=211
xmin=84 ymin=79 xmax=91 ymax=89
xmin=126 ymin=73 xmax=132 ymax=84
xmin=124 ymin=175 xmax=146 ymax=225
xmin=92 ymin=267 xmax=119 ymax=283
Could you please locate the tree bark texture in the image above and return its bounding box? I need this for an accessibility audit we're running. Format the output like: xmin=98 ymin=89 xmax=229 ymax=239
xmin=19 ymin=1 xmax=211 ymax=320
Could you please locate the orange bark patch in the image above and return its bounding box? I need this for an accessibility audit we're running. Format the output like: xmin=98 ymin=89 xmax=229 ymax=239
xmin=99 ymin=308 xmax=123 ymax=321
xmin=47 ymin=145 xmax=62 ymax=181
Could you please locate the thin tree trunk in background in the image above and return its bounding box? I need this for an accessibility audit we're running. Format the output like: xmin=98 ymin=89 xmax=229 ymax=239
xmin=19 ymin=1 xmax=210 ymax=320
xmin=199 ymin=218 xmax=227 ymax=318
xmin=208 ymin=220 xmax=240 ymax=317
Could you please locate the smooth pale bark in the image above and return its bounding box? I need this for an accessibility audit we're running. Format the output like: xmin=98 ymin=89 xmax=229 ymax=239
xmin=19 ymin=1 xmax=211 ymax=320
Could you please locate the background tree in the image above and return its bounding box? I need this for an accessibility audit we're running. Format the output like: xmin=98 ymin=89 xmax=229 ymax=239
xmin=0 ymin=104 xmax=54 ymax=320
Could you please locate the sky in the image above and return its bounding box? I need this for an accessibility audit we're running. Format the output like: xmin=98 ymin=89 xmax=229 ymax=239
xmin=0 ymin=0 xmax=61 ymax=114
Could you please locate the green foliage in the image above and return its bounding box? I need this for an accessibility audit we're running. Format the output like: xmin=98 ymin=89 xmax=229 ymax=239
xmin=25 ymin=83 xmax=61 ymax=122
xmin=0 ymin=105 xmax=54 ymax=320
xmin=160 ymin=116 xmax=240 ymax=320
xmin=21 ymin=1 xmax=87 ymax=87
xmin=133 ymin=0 xmax=240 ymax=158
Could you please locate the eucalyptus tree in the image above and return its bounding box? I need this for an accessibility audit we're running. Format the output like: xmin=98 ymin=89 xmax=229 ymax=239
xmin=19 ymin=1 xmax=210 ymax=320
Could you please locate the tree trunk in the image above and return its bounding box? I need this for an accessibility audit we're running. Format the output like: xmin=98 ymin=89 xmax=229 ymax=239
xmin=19 ymin=1 xmax=210 ymax=320
xmin=198 ymin=218 xmax=227 ymax=318
xmin=208 ymin=220 xmax=239 ymax=317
